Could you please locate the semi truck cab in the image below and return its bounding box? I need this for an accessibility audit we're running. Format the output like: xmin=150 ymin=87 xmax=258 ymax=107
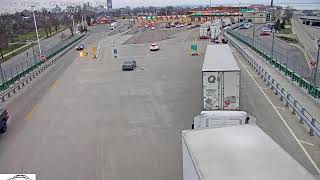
xmin=0 ymin=108 xmax=9 ymax=134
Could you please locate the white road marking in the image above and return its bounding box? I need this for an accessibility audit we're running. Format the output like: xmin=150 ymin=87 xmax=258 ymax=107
xmin=275 ymin=106 xmax=286 ymax=110
xmin=299 ymin=139 xmax=315 ymax=146
xmin=235 ymin=53 xmax=320 ymax=174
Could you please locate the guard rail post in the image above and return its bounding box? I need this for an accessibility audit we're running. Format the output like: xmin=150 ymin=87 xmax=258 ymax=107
xmin=309 ymin=118 xmax=316 ymax=136
xmin=280 ymin=88 xmax=284 ymax=101
xmin=275 ymin=83 xmax=279 ymax=95
xmin=300 ymin=108 xmax=305 ymax=124
xmin=285 ymin=94 xmax=290 ymax=107
xmin=292 ymin=100 xmax=297 ymax=115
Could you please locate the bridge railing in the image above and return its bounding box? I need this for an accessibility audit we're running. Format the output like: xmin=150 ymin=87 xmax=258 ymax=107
xmin=227 ymin=35 xmax=320 ymax=137
xmin=226 ymin=29 xmax=320 ymax=99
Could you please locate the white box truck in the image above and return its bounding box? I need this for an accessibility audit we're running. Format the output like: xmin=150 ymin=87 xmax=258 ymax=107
xmin=193 ymin=110 xmax=256 ymax=129
xmin=202 ymin=45 xmax=240 ymax=111
xmin=222 ymin=18 xmax=231 ymax=27
xmin=182 ymin=125 xmax=317 ymax=180
xmin=210 ymin=26 xmax=221 ymax=42
xmin=199 ymin=26 xmax=209 ymax=39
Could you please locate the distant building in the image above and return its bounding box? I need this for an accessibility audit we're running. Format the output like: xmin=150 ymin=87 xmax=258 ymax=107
xmin=95 ymin=15 xmax=112 ymax=24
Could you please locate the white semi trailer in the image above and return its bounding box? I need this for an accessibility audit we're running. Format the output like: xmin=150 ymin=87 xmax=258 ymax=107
xmin=182 ymin=125 xmax=317 ymax=180
xmin=202 ymin=45 xmax=240 ymax=111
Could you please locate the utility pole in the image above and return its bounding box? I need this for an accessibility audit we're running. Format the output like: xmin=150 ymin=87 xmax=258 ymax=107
xmin=31 ymin=6 xmax=42 ymax=56
xmin=271 ymin=28 xmax=275 ymax=60
xmin=72 ymin=15 xmax=75 ymax=35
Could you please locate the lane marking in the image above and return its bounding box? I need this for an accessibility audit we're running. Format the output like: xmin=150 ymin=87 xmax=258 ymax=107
xmin=25 ymin=104 xmax=39 ymax=120
xmin=236 ymin=53 xmax=320 ymax=174
xmin=275 ymin=106 xmax=286 ymax=110
xmin=299 ymin=139 xmax=315 ymax=147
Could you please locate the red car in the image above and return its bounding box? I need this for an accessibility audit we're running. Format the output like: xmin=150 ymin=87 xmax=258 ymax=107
xmin=260 ymin=31 xmax=270 ymax=36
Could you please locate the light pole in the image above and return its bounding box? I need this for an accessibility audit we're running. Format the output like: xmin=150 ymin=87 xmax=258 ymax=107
xmin=313 ymin=38 xmax=320 ymax=87
xmin=271 ymin=28 xmax=275 ymax=60
xmin=252 ymin=12 xmax=256 ymax=46
xmin=31 ymin=6 xmax=42 ymax=55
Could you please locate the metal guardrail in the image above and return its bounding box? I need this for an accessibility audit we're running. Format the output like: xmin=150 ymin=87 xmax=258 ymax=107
xmin=227 ymin=29 xmax=320 ymax=99
xmin=0 ymin=33 xmax=86 ymax=92
xmin=227 ymin=36 xmax=320 ymax=137
xmin=0 ymin=33 xmax=87 ymax=102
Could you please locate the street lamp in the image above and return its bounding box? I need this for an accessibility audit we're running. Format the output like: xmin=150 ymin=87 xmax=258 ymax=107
xmin=31 ymin=6 xmax=42 ymax=56
xmin=313 ymin=38 xmax=320 ymax=87
xmin=271 ymin=28 xmax=275 ymax=60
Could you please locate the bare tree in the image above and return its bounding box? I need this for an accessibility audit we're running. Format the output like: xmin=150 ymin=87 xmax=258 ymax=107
xmin=283 ymin=6 xmax=293 ymax=24
xmin=62 ymin=14 xmax=74 ymax=36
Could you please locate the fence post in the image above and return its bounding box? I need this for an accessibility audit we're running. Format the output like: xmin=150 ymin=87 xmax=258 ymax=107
xmin=309 ymin=118 xmax=315 ymax=136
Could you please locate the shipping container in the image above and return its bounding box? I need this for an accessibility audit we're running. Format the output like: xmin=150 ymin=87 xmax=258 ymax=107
xmin=202 ymin=45 xmax=240 ymax=110
xmin=193 ymin=110 xmax=256 ymax=129
xmin=182 ymin=125 xmax=317 ymax=180
xmin=210 ymin=26 xmax=221 ymax=41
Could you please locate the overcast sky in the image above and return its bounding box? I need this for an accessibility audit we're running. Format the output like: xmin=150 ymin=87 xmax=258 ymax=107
xmin=0 ymin=0 xmax=318 ymax=13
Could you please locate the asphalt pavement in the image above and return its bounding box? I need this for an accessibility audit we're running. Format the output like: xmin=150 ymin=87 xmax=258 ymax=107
xmin=236 ymin=24 xmax=311 ymax=80
xmin=0 ymin=24 xmax=319 ymax=179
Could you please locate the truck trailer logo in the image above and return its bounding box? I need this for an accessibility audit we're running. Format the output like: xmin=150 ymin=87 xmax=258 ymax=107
xmin=207 ymin=75 xmax=216 ymax=84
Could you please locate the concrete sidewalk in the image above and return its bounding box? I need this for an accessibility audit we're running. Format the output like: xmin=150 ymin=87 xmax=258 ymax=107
xmin=227 ymin=34 xmax=320 ymax=123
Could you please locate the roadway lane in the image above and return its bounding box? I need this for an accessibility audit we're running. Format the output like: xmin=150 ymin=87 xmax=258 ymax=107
xmin=232 ymin=46 xmax=320 ymax=175
xmin=0 ymin=29 xmax=208 ymax=179
xmin=292 ymin=17 xmax=318 ymax=60
xmin=1 ymin=28 xmax=71 ymax=81
xmin=0 ymin=25 xmax=318 ymax=179
xmin=236 ymin=25 xmax=310 ymax=80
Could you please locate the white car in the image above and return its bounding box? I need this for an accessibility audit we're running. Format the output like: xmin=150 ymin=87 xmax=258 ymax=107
xmin=150 ymin=43 xmax=160 ymax=51
xmin=151 ymin=26 xmax=155 ymax=30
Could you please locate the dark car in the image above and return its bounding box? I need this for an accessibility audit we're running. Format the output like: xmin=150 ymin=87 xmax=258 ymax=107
xmin=76 ymin=44 xmax=85 ymax=50
xmin=165 ymin=24 xmax=171 ymax=28
xmin=122 ymin=60 xmax=136 ymax=71
xmin=0 ymin=109 xmax=9 ymax=134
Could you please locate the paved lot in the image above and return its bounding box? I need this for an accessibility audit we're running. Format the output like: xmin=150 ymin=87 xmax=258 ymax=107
xmin=0 ymin=25 xmax=319 ymax=179
xmin=236 ymin=24 xmax=310 ymax=79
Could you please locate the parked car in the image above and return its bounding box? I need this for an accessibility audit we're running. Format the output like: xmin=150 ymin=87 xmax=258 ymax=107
xmin=145 ymin=24 xmax=149 ymax=28
xmin=151 ymin=26 xmax=155 ymax=30
xmin=122 ymin=59 xmax=136 ymax=71
xmin=165 ymin=24 xmax=171 ymax=28
xmin=150 ymin=43 xmax=160 ymax=51
xmin=75 ymin=44 xmax=85 ymax=50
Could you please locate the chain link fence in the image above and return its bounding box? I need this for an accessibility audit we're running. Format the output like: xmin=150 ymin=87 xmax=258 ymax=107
xmin=233 ymin=31 xmax=319 ymax=87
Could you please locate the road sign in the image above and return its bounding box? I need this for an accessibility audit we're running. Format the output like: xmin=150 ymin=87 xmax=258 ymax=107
xmin=240 ymin=9 xmax=255 ymax=13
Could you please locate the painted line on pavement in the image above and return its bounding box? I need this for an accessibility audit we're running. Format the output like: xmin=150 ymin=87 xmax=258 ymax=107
xmin=299 ymin=139 xmax=315 ymax=147
xmin=235 ymin=52 xmax=320 ymax=174
xmin=25 ymin=104 xmax=39 ymax=120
